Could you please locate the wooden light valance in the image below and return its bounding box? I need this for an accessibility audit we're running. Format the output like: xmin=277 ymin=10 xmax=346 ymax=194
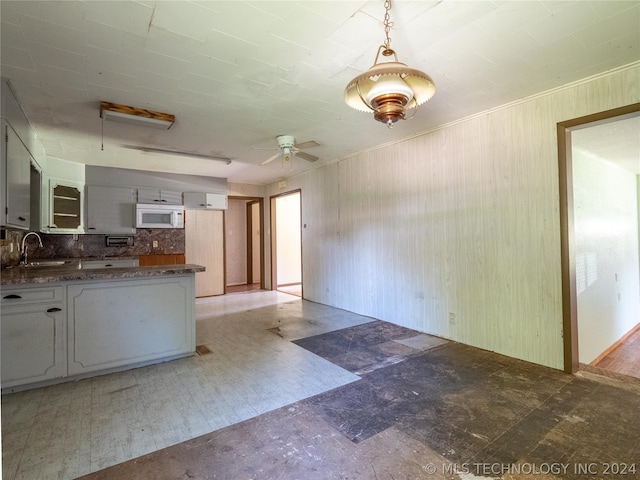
xmin=100 ymin=101 xmax=175 ymax=129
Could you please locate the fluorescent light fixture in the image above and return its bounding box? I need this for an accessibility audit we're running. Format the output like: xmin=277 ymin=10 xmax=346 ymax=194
xmin=100 ymin=101 xmax=175 ymax=129
xmin=122 ymin=145 xmax=232 ymax=165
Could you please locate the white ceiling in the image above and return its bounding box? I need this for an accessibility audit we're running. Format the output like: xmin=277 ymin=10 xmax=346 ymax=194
xmin=1 ymin=0 xmax=638 ymax=185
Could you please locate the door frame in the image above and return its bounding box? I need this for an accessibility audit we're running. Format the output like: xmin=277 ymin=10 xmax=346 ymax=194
xmin=557 ymin=102 xmax=640 ymax=373
xmin=246 ymin=199 xmax=263 ymax=287
xmin=270 ymin=189 xmax=302 ymax=295
xmin=228 ymin=196 xmax=265 ymax=290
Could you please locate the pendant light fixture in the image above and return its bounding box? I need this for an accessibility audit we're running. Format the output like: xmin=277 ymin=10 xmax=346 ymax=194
xmin=344 ymin=0 xmax=435 ymax=128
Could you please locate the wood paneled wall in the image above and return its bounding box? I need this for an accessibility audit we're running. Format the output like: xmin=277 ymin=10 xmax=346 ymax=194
xmin=185 ymin=209 xmax=225 ymax=297
xmin=266 ymin=64 xmax=639 ymax=370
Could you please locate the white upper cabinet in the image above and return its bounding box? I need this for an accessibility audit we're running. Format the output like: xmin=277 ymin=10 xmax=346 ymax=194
xmin=41 ymin=158 xmax=85 ymax=234
xmin=137 ymin=188 xmax=182 ymax=205
xmin=183 ymin=192 xmax=228 ymax=210
xmin=1 ymin=80 xmax=45 ymax=170
xmin=1 ymin=120 xmax=31 ymax=229
xmin=86 ymin=185 xmax=136 ymax=234
xmin=46 ymin=179 xmax=83 ymax=233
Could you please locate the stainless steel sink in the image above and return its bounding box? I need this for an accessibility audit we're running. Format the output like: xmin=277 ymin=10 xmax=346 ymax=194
xmin=3 ymin=260 xmax=77 ymax=269
xmin=4 ymin=258 xmax=138 ymax=270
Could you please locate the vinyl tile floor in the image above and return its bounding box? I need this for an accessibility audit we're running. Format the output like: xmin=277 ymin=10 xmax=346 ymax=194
xmin=4 ymin=292 xmax=640 ymax=480
xmin=1 ymin=291 xmax=371 ymax=480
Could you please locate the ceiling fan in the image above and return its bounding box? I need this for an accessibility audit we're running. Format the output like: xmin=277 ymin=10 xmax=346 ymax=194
xmin=259 ymin=135 xmax=320 ymax=166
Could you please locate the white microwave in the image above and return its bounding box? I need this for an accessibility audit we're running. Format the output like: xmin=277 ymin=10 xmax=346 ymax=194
xmin=136 ymin=203 xmax=184 ymax=229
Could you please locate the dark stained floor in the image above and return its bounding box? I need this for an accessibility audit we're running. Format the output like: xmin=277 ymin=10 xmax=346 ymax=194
xmin=78 ymin=321 xmax=640 ymax=480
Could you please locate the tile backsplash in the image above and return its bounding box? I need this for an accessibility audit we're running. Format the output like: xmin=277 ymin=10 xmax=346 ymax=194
xmin=1 ymin=228 xmax=184 ymax=267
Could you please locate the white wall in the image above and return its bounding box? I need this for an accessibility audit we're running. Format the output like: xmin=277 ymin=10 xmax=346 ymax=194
xmin=275 ymin=192 xmax=301 ymax=286
xmin=265 ymin=64 xmax=639 ymax=370
xmin=228 ymin=182 xmax=264 ymax=198
xmin=573 ymin=149 xmax=639 ymax=363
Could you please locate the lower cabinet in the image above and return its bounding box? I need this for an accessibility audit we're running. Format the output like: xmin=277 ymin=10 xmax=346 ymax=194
xmin=1 ymin=275 xmax=195 ymax=391
xmin=67 ymin=276 xmax=194 ymax=375
xmin=0 ymin=286 xmax=66 ymax=388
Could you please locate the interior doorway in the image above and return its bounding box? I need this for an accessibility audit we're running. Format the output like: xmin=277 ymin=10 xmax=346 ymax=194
xmin=225 ymin=197 xmax=264 ymax=293
xmin=270 ymin=190 xmax=302 ymax=297
xmin=558 ymin=103 xmax=640 ymax=375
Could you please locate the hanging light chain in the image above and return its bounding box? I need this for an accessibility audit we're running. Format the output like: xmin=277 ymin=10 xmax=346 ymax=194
xmin=382 ymin=0 xmax=394 ymax=53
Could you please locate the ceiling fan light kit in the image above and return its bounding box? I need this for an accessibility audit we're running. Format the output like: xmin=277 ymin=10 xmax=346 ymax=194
xmin=100 ymin=101 xmax=175 ymax=129
xmin=344 ymin=0 xmax=435 ymax=128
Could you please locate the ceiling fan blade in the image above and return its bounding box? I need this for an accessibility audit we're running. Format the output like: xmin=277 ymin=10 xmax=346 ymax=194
xmin=295 ymin=140 xmax=320 ymax=149
xmin=261 ymin=152 xmax=280 ymax=165
xmin=295 ymin=151 xmax=319 ymax=162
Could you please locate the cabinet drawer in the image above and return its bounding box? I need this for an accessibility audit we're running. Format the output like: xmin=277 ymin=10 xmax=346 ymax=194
xmin=1 ymin=286 xmax=64 ymax=305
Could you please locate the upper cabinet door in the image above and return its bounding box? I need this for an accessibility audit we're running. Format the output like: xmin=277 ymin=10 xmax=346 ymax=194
xmin=86 ymin=185 xmax=136 ymax=234
xmin=47 ymin=179 xmax=83 ymax=233
xmin=1 ymin=121 xmax=31 ymax=229
xmin=137 ymin=188 xmax=182 ymax=205
xmin=183 ymin=192 xmax=228 ymax=210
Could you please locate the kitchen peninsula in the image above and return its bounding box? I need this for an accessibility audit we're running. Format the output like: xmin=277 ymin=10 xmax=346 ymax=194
xmin=1 ymin=261 xmax=204 ymax=393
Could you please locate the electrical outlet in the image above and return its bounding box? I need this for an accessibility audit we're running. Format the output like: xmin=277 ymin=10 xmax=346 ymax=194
xmin=152 ymin=240 xmax=158 ymax=248
xmin=449 ymin=312 xmax=456 ymax=325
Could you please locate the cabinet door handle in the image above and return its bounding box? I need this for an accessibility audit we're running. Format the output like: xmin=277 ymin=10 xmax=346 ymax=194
xmin=47 ymin=307 xmax=62 ymax=313
xmin=3 ymin=294 xmax=22 ymax=299
xmin=104 ymin=264 xmax=113 ymax=267
xmin=18 ymin=216 xmax=26 ymax=221
xmin=88 ymin=227 xmax=96 ymax=230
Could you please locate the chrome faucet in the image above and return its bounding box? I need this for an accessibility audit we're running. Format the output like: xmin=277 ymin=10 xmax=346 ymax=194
xmin=20 ymin=232 xmax=43 ymax=266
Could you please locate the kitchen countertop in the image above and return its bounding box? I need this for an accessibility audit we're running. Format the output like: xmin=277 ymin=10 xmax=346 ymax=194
xmin=1 ymin=262 xmax=205 ymax=286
